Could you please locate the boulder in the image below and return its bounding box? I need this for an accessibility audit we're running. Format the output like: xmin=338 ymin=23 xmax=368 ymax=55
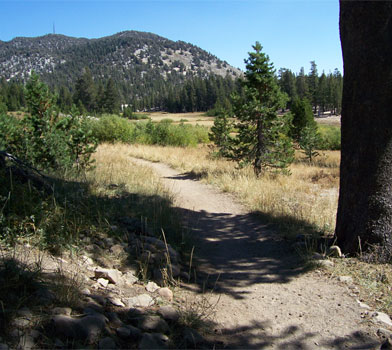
xmin=95 ymin=268 xmax=122 ymax=284
xmin=138 ymin=333 xmax=169 ymax=349
xmin=158 ymin=288 xmax=173 ymax=302
xmin=146 ymin=281 xmax=160 ymax=293
xmin=138 ymin=315 xmax=169 ymax=333
xmin=126 ymin=294 xmax=154 ymax=308
xmin=158 ymin=306 xmax=179 ymax=322
xmin=373 ymin=312 xmax=392 ymax=327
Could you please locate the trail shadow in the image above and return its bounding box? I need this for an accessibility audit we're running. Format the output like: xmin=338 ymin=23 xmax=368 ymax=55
xmin=175 ymin=207 xmax=314 ymax=299
xmin=166 ymin=170 xmax=208 ymax=181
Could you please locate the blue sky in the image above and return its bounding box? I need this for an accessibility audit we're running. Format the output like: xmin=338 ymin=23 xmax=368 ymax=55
xmin=0 ymin=0 xmax=342 ymax=75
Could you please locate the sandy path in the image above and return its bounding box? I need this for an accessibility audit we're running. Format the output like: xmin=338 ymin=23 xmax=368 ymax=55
xmin=131 ymin=157 xmax=380 ymax=349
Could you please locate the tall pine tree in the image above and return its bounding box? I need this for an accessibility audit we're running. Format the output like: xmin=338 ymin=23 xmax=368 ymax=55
xmin=231 ymin=42 xmax=293 ymax=176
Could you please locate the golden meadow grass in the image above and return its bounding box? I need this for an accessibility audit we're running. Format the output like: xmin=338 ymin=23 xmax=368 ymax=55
xmin=124 ymin=144 xmax=340 ymax=237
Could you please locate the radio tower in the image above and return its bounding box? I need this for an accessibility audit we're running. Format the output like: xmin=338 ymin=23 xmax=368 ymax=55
xmin=53 ymin=22 xmax=56 ymax=35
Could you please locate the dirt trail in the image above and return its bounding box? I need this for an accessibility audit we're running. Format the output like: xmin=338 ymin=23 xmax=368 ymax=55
xmin=131 ymin=157 xmax=380 ymax=349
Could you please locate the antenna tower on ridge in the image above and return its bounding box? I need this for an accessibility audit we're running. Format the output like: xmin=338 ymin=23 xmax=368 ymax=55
xmin=53 ymin=22 xmax=56 ymax=35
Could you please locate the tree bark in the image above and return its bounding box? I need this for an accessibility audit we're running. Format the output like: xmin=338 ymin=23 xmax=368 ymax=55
xmin=336 ymin=1 xmax=392 ymax=259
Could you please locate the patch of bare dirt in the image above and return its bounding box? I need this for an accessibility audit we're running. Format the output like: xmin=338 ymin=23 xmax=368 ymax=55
xmin=130 ymin=157 xmax=382 ymax=349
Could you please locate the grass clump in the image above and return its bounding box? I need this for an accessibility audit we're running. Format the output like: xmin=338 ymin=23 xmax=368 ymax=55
xmin=317 ymin=124 xmax=341 ymax=150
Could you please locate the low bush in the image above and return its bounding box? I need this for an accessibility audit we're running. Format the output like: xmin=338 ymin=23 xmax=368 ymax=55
xmin=89 ymin=115 xmax=209 ymax=147
xmin=317 ymin=125 xmax=341 ymax=150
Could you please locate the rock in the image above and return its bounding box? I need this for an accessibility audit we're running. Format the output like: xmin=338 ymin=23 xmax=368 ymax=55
xmin=12 ymin=317 xmax=30 ymax=328
xmin=81 ymin=255 xmax=94 ymax=266
xmin=78 ymin=315 xmax=107 ymax=344
xmin=183 ymin=328 xmax=205 ymax=347
xmin=378 ymin=328 xmax=392 ymax=340
xmin=138 ymin=333 xmax=169 ymax=349
xmin=328 ymin=245 xmax=342 ymax=257
xmin=107 ymin=312 xmax=123 ymax=328
xmin=315 ymin=259 xmax=334 ymax=268
xmin=158 ymin=306 xmax=179 ymax=322
xmin=99 ymin=337 xmax=116 ymax=349
xmin=158 ymin=288 xmax=173 ymax=302
xmin=338 ymin=276 xmax=354 ymax=284
xmin=110 ymin=244 xmax=125 ymax=255
xmin=146 ymin=281 xmax=160 ymax=293
xmin=122 ymin=272 xmax=138 ymax=286
xmin=0 ymin=344 xmax=8 ymax=350
xmin=126 ymin=294 xmax=154 ymax=308
xmin=116 ymin=326 xmax=141 ymax=340
xmin=51 ymin=314 xmax=106 ymax=344
xmin=51 ymin=315 xmax=83 ymax=340
xmin=81 ymin=287 xmax=91 ymax=295
xmin=108 ymin=297 xmax=125 ymax=307
xmin=116 ymin=326 xmax=131 ymax=339
xmin=52 ymin=307 xmax=72 ymax=316
xmin=373 ymin=312 xmax=392 ymax=327
xmin=91 ymin=294 xmax=107 ymax=306
xmin=138 ymin=315 xmax=169 ymax=333
xmin=95 ymin=268 xmax=122 ymax=284
xmin=357 ymin=300 xmax=371 ymax=309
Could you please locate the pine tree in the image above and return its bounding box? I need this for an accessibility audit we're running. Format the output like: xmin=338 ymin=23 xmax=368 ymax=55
xmin=231 ymin=42 xmax=294 ymax=176
xmin=290 ymin=98 xmax=316 ymax=141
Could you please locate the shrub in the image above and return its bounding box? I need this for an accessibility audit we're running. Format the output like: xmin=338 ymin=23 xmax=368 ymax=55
xmin=318 ymin=125 xmax=341 ymax=150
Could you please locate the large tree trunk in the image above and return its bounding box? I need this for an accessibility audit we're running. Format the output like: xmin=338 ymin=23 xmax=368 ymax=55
xmin=336 ymin=1 xmax=392 ymax=259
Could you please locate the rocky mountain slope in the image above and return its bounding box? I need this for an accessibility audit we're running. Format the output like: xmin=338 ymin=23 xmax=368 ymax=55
xmin=0 ymin=31 xmax=241 ymax=87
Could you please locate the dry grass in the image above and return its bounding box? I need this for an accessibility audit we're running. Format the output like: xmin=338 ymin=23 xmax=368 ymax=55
xmin=144 ymin=111 xmax=215 ymax=127
xmin=125 ymin=144 xmax=340 ymax=237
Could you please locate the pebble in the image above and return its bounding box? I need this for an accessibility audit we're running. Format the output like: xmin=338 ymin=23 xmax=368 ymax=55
xmin=108 ymin=297 xmax=125 ymax=307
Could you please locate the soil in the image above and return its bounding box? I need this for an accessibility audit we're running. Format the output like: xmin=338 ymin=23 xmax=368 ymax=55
xmin=130 ymin=157 xmax=382 ymax=349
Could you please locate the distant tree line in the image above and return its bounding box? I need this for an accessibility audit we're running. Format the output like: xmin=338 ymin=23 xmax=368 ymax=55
xmin=278 ymin=62 xmax=343 ymax=115
xmin=0 ymin=61 xmax=342 ymax=116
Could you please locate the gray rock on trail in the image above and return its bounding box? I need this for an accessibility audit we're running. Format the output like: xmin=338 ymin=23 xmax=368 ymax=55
xmin=122 ymin=271 xmax=138 ymax=286
xmin=108 ymin=297 xmax=125 ymax=307
xmin=99 ymin=337 xmax=116 ymax=349
xmin=146 ymin=281 xmax=160 ymax=293
xmin=94 ymin=267 xmax=122 ymax=284
xmin=377 ymin=328 xmax=392 ymax=340
xmin=338 ymin=275 xmax=354 ymax=284
xmin=158 ymin=306 xmax=180 ymax=322
xmin=373 ymin=312 xmax=392 ymax=327
xmin=126 ymin=294 xmax=154 ymax=308
xmin=138 ymin=333 xmax=169 ymax=350
xmin=138 ymin=315 xmax=169 ymax=333
xmin=97 ymin=278 xmax=109 ymax=287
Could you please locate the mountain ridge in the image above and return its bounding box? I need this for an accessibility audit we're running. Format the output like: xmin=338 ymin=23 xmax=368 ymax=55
xmin=0 ymin=30 xmax=242 ymax=86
